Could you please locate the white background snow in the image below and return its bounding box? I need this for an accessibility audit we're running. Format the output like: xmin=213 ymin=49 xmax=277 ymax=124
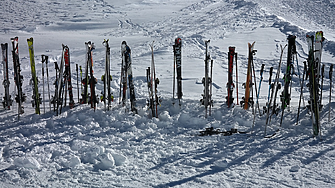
xmin=1 ymin=0 xmax=335 ymax=187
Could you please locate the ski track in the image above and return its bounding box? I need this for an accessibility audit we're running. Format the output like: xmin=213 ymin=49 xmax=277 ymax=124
xmin=0 ymin=0 xmax=335 ymax=187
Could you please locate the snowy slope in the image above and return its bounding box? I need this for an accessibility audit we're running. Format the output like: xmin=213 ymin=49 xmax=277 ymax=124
xmin=1 ymin=0 xmax=335 ymax=187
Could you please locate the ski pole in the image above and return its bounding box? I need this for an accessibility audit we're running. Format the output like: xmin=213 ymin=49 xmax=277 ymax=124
xmin=329 ymin=64 xmax=333 ymax=122
xmin=297 ymin=61 xmax=307 ymax=125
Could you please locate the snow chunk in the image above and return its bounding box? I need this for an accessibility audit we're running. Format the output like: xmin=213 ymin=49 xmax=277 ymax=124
xmin=95 ymin=153 xmax=115 ymax=170
xmin=289 ymin=165 xmax=300 ymax=172
xmin=14 ymin=157 xmax=41 ymax=170
xmin=112 ymin=153 xmax=127 ymax=166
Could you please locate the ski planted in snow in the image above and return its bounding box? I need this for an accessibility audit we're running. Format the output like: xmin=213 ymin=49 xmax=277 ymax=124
xmin=121 ymin=41 xmax=137 ymax=113
xmin=62 ymin=45 xmax=75 ymax=110
xmin=226 ymin=46 xmax=235 ymax=107
xmin=173 ymin=37 xmax=182 ymax=106
xmin=1 ymin=43 xmax=13 ymax=110
xmin=27 ymin=37 xmax=41 ymax=114
xmin=241 ymin=42 xmax=256 ymax=110
xmin=147 ymin=41 xmax=161 ymax=117
xmin=11 ymin=37 xmax=26 ymax=117
xmin=200 ymin=40 xmax=213 ymax=118
xmin=85 ymin=41 xmax=98 ymax=110
xmin=279 ymin=35 xmax=296 ymax=126
xmin=101 ymin=39 xmax=113 ymax=110
xmin=306 ymin=31 xmax=324 ymax=137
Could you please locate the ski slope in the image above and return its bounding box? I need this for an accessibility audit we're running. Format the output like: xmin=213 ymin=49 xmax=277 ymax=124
xmin=1 ymin=0 xmax=335 ymax=187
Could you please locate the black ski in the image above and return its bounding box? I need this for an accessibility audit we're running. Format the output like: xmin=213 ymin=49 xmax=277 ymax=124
xmin=173 ymin=38 xmax=182 ymax=106
xmin=1 ymin=43 xmax=13 ymax=110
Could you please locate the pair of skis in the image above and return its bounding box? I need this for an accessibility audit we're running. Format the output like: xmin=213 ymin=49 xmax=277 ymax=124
xmin=1 ymin=43 xmax=13 ymax=110
xmin=306 ymin=31 xmax=324 ymax=137
xmin=81 ymin=41 xmax=99 ymax=110
xmin=51 ymin=45 xmax=75 ymax=115
xmin=146 ymin=41 xmax=161 ymax=118
xmin=226 ymin=47 xmax=236 ymax=108
xmin=101 ymin=39 xmax=113 ymax=111
xmin=11 ymin=37 xmax=26 ymax=118
xmin=241 ymin=42 xmax=257 ymax=111
xmin=201 ymin=40 xmax=213 ymax=118
xmin=120 ymin=41 xmax=137 ymax=114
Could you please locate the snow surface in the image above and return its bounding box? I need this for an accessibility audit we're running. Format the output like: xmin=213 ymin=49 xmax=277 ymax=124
xmin=1 ymin=0 xmax=335 ymax=187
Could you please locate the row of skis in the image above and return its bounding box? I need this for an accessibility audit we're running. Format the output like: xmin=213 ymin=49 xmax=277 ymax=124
xmin=0 ymin=37 xmax=161 ymax=119
xmin=0 ymin=33 xmax=332 ymax=137
xmin=200 ymin=31 xmax=329 ymax=138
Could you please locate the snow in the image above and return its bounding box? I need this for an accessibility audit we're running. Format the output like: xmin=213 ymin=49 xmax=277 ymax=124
xmin=0 ymin=0 xmax=335 ymax=187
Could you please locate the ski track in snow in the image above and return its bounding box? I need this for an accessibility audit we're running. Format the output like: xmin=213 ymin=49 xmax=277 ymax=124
xmin=0 ymin=0 xmax=335 ymax=187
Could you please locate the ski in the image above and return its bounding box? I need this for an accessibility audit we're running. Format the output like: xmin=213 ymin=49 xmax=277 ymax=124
xmin=86 ymin=41 xmax=98 ymax=110
xmin=235 ymin=52 xmax=239 ymax=105
xmin=241 ymin=42 xmax=256 ymax=110
xmin=55 ymin=45 xmax=66 ymax=115
xmin=173 ymin=38 xmax=182 ymax=106
xmin=101 ymin=39 xmax=113 ymax=110
xmin=121 ymin=41 xmax=137 ymax=113
xmin=320 ymin=64 xmax=325 ymax=107
xmin=51 ymin=62 xmax=59 ymax=112
xmin=63 ymin=45 xmax=75 ymax=109
xmin=279 ymin=35 xmax=296 ymax=126
xmin=1 ymin=43 xmax=13 ymax=110
xmin=81 ymin=43 xmax=90 ymax=105
xmin=76 ymin=64 xmax=79 ymax=103
xmin=27 ymin=37 xmax=41 ymax=114
xmin=226 ymin=46 xmax=235 ymax=108
xmin=41 ymin=55 xmax=46 ymax=114
xmin=11 ymin=37 xmax=26 ymax=118
xmin=307 ymin=31 xmax=324 ymax=137
xmin=200 ymin=40 xmax=213 ymax=118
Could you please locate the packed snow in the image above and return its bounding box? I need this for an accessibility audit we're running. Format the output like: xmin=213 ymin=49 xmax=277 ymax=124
xmin=1 ymin=0 xmax=335 ymax=187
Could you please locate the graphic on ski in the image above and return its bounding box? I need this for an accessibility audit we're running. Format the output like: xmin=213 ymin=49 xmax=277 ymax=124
xmin=27 ymin=37 xmax=41 ymax=114
xmin=173 ymin=38 xmax=182 ymax=106
xmin=226 ymin=46 xmax=235 ymax=108
xmin=121 ymin=41 xmax=137 ymax=113
xmin=200 ymin=40 xmax=213 ymax=118
xmin=1 ymin=43 xmax=13 ymax=110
